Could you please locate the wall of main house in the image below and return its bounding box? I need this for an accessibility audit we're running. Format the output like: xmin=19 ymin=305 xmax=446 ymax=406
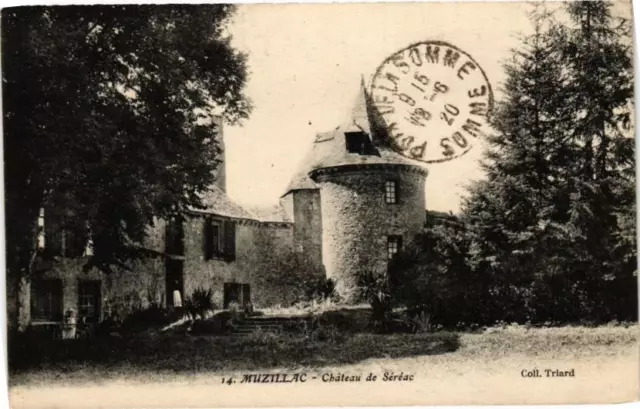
xmin=315 ymin=165 xmax=426 ymax=301
xmin=22 ymin=219 xmax=166 ymax=326
xmin=180 ymin=216 xmax=296 ymax=309
xmin=17 ymin=211 xmax=312 ymax=327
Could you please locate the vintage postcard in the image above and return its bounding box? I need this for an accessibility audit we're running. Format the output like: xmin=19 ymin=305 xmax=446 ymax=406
xmin=3 ymin=1 xmax=638 ymax=408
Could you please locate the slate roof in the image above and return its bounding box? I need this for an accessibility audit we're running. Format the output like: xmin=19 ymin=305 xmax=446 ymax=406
xmin=245 ymin=203 xmax=292 ymax=223
xmin=190 ymin=185 xmax=257 ymax=220
xmin=283 ymin=79 xmax=423 ymax=196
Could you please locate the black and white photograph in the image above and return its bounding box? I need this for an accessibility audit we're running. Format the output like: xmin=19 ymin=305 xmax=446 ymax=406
xmin=3 ymin=1 xmax=638 ymax=407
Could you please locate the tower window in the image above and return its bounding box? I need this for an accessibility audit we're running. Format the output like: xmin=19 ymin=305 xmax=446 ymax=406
xmin=387 ymin=235 xmax=403 ymax=261
xmin=385 ymin=180 xmax=398 ymax=204
xmin=345 ymin=132 xmax=375 ymax=155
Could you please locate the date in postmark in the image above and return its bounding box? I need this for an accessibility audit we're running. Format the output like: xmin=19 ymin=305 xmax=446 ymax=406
xmin=371 ymin=40 xmax=493 ymax=163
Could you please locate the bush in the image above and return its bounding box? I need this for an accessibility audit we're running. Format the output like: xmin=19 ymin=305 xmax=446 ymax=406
xmin=357 ymin=270 xmax=392 ymax=333
xmin=190 ymin=311 xmax=233 ymax=335
xmin=119 ymin=304 xmax=181 ymax=333
xmin=318 ymin=310 xmax=366 ymax=333
xmin=184 ymin=287 xmax=215 ymax=320
xmin=409 ymin=310 xmax=433 ymax=333
xmin=309 ymin=324 xmax=346 ymax=343
xmin=305 ymin=277 xmax=340 ymax=302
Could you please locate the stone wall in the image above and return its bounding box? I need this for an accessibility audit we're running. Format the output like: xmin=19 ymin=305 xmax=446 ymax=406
xmin=314 ymin=164 xmax=427 ymax=301
xmin=22 ymin=213 xmax=300 ymax=326
xmin=291 ymin=189 xmax=323 ymax=272
xmin=25 ymin=220 xmax=166 ymax=323
xmin=181 ymin=215 xmax=295 ymax=308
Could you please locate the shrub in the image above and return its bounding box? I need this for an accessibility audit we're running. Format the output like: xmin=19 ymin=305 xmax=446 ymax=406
xmin=184 ymin=287 xmax=215 ymax=320
xmin=410 ymin=310 xmax=433 ymax=333
xmin=309 ymin=323 xmax=345 ymax=343
xmin=190 ymin=312 xmax=232 ymax=335
xmin=119 ymin=304 xmax=181 ymax=333
xmin=388 ymin=226 xmax=482 ymax=328
xmin=357 ymin=270 xmax=392 ymax=333
xmin=193 ymin=287 xmax=215 ymax=318
xmin=305 ymin=277 xmax=340 ymax=302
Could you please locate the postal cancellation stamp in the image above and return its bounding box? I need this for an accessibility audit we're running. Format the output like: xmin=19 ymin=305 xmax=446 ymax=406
xmin=371 ymin=41 xmax=493 ymax=163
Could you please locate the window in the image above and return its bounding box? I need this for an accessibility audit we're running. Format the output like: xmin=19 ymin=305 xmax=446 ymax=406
xmin=37 ymin=208 xmax=45 ymax=250
xmin=78 ymin=280 xmax=101 ymax=323
xmin=211 ymin=222 xmax=222 ymax=254
xmin=85 ymin=236 xmax=94 ymax=256
xmin=31 ymin=279 xmax=63 ymax=321
xmin=165 ymin=217 xmax=185 ymax=255
xmin=65 ymin=221 xmax=88 ymax=258
xmin=385 ymin=180 xmax=398 ymax=204
xmin=44 ymin=210 xmax=64 ymax=256
xmin=204 ymin=218 xmax=236 ymax=261
xmin=42 ymin=209 xmax=88 ymax=258
xmin=387 ymin=235 xmax=403 ymax=261
xmin=223 ymin=282 xmax=251 ymax=309
xmin=345 ymin=132 xmax=375 ymax=155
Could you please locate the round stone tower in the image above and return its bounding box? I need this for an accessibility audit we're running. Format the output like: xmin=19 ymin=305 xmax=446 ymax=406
xmin=312 ymin=163 xmax=426 ymax=300
xmin=283 ymin=80 xmax=428 ymax=302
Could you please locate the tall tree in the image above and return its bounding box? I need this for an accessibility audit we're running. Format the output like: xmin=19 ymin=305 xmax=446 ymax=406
xmin=560 ymin=1 xmax=634 ymax=180
xmin=462 ymin=0 xmax=635 ymax=323
xmin=463 ymin=4 xmax=572 ymax=284
xmin=3 ymin=5 xmax=251 ymax=329
xmin=556 ymin=1 xmax=635 ymax=317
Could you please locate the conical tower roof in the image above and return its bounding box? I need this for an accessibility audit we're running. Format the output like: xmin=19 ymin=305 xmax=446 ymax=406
xmin=282 ymin=80 xmax=426 ymax=196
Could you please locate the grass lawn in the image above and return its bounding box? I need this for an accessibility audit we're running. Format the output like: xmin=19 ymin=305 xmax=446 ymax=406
xmin=9 ymin=322 xmax=637 ymax=386
xmin=9 ymin=330 xmax=460 ymax=386
xmin=9 ymin=324 xmax=638 ymax=407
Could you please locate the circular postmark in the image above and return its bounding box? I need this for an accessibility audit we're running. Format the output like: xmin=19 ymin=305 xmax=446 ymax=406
xmin=371 ymin=41 xmax=493 ymax=164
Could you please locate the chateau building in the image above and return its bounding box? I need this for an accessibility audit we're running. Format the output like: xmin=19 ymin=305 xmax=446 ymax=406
xmin=11 ymin=81 xmax=439 ymax=328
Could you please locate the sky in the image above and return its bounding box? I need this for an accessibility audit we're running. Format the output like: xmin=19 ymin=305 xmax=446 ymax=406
xmin=221 ymin=1 xmax=632 ymax=213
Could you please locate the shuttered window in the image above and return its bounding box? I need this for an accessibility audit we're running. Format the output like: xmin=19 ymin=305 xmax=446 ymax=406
xmin=204 ymin=218 xmax=236 ymax=261
xmin=223 ymin=219 xmax=236 ymax=261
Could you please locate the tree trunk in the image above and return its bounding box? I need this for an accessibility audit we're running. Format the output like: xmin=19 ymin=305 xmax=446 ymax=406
xmin=584 ymin=134 xmax=594 ymax=180
xmin=596 ymin=121 xmax=609 ymax=179
xmin=6 ymin=197 xmax=41 ymax=332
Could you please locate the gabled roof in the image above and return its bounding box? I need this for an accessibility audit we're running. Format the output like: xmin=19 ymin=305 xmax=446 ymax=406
xmin=283 ymin=79 xmax=424 ymax=196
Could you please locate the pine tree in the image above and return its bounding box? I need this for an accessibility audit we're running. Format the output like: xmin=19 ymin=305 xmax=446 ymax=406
xmin=463 ymin=4 xmax=572 ymax=285
xmin=556 ymin=1 xmax=635 ymax=320
xmin=462 ymin=0 xmax=635 ymax=323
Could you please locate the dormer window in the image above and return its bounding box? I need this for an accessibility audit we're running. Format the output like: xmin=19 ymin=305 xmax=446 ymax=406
xmin=345 ymin=131 xmax=375 ymax=155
